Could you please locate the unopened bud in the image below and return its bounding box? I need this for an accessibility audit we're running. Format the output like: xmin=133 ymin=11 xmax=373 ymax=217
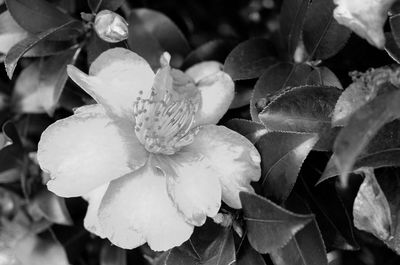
xmin=94 ymin=10 xmax=128 ymax=43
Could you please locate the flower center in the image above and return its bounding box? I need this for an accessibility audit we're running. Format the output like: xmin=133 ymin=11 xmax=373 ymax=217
xmin=133 ymin=89 xmax=198 ymax=155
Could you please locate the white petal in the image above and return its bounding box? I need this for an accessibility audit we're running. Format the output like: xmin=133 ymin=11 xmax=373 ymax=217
xmin=184 ymin=125 xmax=261 ymax=209
xmin=333 ymin=0 xmax=396 ymax=48
xmin=157 ymin=154 xmax=221 ymax=226
xmin=82 ymin=184 xmax=109 ymax=238
xmin=67 ymin=48 xmax=154 ymax=118
xmin=98 ymin=158 xmax=193 ymax=251
xmin=37 ymin=104 xmax=147 ymax=197
xmin=186 ymin=62 xmax=234 ymax=126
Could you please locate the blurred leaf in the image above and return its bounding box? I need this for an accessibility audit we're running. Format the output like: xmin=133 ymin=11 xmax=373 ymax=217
xmin=159 ymin=224 xmax=235 ymax=265
xmin=320 ymin=120 xmax=400 ymax=183
xmin=30 ymin=188 xmax=73 ymax=225
xmin=225 ymin=119 xmax=267 ymax=144
xmin=0 ymin=10 xmax=28 ymax=54
xmin=0 ymin=122 xmax=23 ymax=183
xmin=302 ymin=0 xmax=351 ymax=60
xmin=88 ymin=0 xmax=124 ymax=13
xmin=256 ymin=132 xmax=318 ymax=203
xmin=333 ymin=85 xmax=400 ymax=185
xmin=270 ymin=194 xmax=328 ymax=265
xmin=0 ymin=11 xmax=73 ymax=58
xmin=182 ymin=39 xmax=238 ymax=70
xmin=385 ymin=33 xmax=400 ymax=63
xmin=100 ymin=244 xmax=127 ymax=265
xmin=224 ymin=38 xmax=277 ymax=81
xmin=5 ymin=0 xmax=81 ymax=41
xmin=279 ymin=0 xmax=310 ymax=58
xmin=86 ymin=32 xmax=112 ymax=65
xmin=4 ymin=20 xmax=81 ymax=79
xmin=306 ymin=67 xmax=342 ymax=89
xmin=0 ymin=219 xmax=69 ymax=265
xmin=240 ymin=192 xmax=313 ymax=254
xmin=353 ymin=168 xmax=392 ymax=241
xmin=259 ymin=85 xmax=341 ymax=151
xmin=250 ymin=62 xmax=312 ymax=122
xmin=299 ymin=174 xmax=359 ymax=250
xmin=0 ymin=187 xmax=22 ymax=217
xmin=127 ymin=8 xmax=190 ymax=69
xmin=15 ymin=232 xmax=70 ymax=265
xmin=12 ymin=49 xmax=78 ymax=115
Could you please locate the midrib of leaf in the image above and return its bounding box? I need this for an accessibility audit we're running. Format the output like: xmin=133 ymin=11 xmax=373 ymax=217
xmin=307 ymin=15 xmax=333 ymax=60
xmin=287 ymin=0 xmax=308 ymax=54
xmin=299 ymin=177 xmax=355 ymax=244
xmin=261 ymin=146 xmax=300 ymax=187
xmin=293 ymin=237 xmax=308 ymax=265
xmin=244 ymin=218 xmax=294 ymax=223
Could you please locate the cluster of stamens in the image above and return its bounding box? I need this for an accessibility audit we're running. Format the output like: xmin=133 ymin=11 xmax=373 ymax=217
xmin=133 ymin=89 xmax=198 ymax=155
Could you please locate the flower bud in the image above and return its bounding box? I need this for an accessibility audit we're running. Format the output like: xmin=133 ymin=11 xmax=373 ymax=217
xmin=94 ymin=10 xmax=129 ymax=43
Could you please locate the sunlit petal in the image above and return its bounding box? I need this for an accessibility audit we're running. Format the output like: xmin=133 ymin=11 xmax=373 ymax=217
xmin=157 ymin=154 xmax=221 ymax=226
xmin=98 ymin=158 xmax=193 ymax=251
xmin=67 ymin=48 xmax=154 ymax=118
xmin=82 ymin=184 xmax=109 ymax=238
xmin=184 ymin=125 xmax=261 ymax=209
xmin=186 ymin=62 xmax=234 ymax=126
xmin=37 ymin=104 xmax=147 ymax=197
xmin=333 ymin=0 xmax=396 ymax=48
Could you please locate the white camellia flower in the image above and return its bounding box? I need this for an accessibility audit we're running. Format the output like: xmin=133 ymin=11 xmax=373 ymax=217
xmin=333 ymin=0 xmax=396 ymax=49
xmin=37 ymin=48 xmax=261 ymax=251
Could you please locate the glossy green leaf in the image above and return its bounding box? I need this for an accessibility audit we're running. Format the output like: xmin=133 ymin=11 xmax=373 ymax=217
xmin=390 ymin=13 xmax=400 ymax=48
xmin=4 ymin=20 xmax=81 ymax=79
xmin=236 ymin=238 xmax=266 ymax=265
xmin=240 ymin=192 xmax=313 ymax=254
xmin=385 ymin=33 xmax=400 ymax=64
xmin=320 ymin=120 xmax=400 ymax=183
xmin=306 ymin=67 xmax=342 ymax=89
xmin=250 ymin=62 xmax=312 ymax=122
xmin=5 ymin=0 xmax=81 ymax=41
xmin=302 ymin=0 xmax=351 ymax=60
xmin=279 ymin=0 xmax=310 ymax=58
xmin=225 ymin=119 xmax=267 ymax=144
xmin=224 ymin=38 xmax=277 ymax=81
xmin=128 ymin=8 xmax=190 ymax=69
xmin=256 ymin=132 xmax=318 ymax=203
xmin=270 ymin=194 xmax=328 ymax=265
xmin=182 ymin=39 xmax=238 ymax=70
xmin=259 ymin=85 xmax=341 ymax=151
xmin=333 ymin=85 xmax=400 ymax=185
xmin=299 ymin=174 xmax=359 ymax=250
xmin=159 ymin=224 xmax=235 ymax=265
